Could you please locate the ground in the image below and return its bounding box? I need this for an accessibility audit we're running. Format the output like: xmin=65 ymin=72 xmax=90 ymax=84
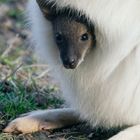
xmin=0 ymin=0 xmax=122 ymax=139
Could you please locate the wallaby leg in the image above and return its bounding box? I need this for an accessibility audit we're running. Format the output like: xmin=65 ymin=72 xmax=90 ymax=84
xmin=109 ymin=125 xmax=140 ymax=140
xmin=4 ymin=108 xmax=80 ymax=134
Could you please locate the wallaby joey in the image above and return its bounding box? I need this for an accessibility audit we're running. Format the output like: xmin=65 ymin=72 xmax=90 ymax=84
xmin=51 ymin=17 xmax=96 ymax=69
xmin=37 ymin=0 xmax=96 ymax=69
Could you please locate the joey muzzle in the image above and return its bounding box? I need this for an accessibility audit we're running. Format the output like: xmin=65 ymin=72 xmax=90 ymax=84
xmin=61 ymin=54 xmax=78 ymax=69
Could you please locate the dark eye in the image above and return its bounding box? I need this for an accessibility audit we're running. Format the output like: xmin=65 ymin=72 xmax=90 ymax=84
xmin=80 ymin=33 xmax=89 ymax=41
xmin=55 ymin=33 xmax=63 ymax=44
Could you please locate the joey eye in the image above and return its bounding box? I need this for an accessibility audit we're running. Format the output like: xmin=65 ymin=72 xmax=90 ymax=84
xmin=80 ymin=33 xmax=89 ymax=41
xmin=55 ymin=33 xmax=63 ymax=44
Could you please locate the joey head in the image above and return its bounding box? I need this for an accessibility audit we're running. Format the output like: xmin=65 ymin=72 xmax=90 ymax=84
xmin=37 ymin=1 xmax=96 ymax=69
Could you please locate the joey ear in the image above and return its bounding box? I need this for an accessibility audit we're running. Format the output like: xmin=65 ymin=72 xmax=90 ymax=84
xmin=42 ymin=8 xmax=55 ymax=21
xmin=88 ymin=23 xmax=96 ymax=41
xmin=36 ymin=0 xmax=55 ymax=21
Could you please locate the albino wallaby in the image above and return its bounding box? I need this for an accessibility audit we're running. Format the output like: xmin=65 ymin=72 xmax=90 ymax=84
xmin=4 ymin=0 xmax=140 ymax=140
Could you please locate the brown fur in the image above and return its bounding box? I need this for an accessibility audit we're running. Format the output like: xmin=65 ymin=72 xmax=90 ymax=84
xmin=51 ymin=16 xmax=96 ymax=69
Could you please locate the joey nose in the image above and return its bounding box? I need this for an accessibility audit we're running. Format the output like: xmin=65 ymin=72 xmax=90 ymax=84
xmin=68 ymin=58 xmax=75 ymax=65
xmin=63 ymin=57 xmax=77 ymax=69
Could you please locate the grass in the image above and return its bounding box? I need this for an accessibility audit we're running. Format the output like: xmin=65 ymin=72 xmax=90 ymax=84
xmin=0 ymin=80 xmax=62 ymax=120
xmin=0 ymin=41 xmax=63 ymax=121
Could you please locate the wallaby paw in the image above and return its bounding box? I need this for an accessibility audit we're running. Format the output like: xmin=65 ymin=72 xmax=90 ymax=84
xmin=3 ymin=110 xmax=62 ymax=134
xmin=4 ymin=116 xmax=40 ymax=134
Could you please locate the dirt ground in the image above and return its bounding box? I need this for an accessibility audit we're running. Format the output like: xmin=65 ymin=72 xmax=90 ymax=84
xmin=0 ymin=0 xmax=123 ymax=139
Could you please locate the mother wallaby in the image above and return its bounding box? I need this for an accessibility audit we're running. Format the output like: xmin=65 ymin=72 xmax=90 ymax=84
xmin=4 ymin=0 xmax=140 ymax=139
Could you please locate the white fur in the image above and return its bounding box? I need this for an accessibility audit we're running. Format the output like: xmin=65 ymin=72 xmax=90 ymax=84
xmin=28 ymin=0 xmax=140 ymax=138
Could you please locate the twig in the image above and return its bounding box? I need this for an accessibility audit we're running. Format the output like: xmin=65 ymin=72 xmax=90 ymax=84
xmin=22 ymin=64 xmax=48 ymax=69
xmin=1 ymin=35 xmax=21 ymax=58
xmin=2 ymin=63 xmax=23 ymax=83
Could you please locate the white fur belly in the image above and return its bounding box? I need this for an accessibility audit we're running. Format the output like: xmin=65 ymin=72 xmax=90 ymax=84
xmin=58 ymin=47 xmax=140 ymax=128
